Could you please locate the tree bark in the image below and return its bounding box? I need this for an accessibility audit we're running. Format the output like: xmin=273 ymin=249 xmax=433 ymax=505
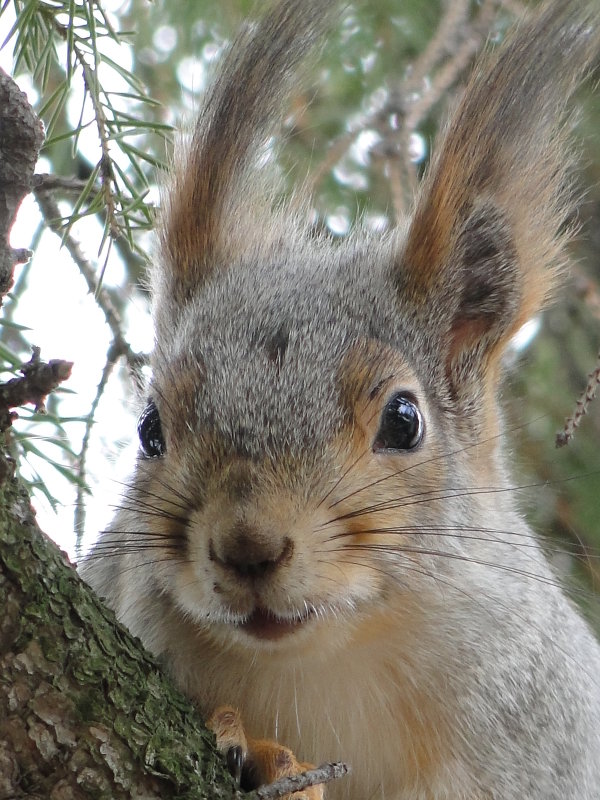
xmin=0 ymin=68 xmax=43 ymax=299
xmin=0 ymin=70 xmax=238 ymax=800
xmin=0 ymin=465 xmax=238 ymax=799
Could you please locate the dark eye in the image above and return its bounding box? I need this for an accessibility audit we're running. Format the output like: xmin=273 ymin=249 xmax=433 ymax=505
xmin=138 ymin=399 xmax=166 ymax=458
xmin=373 ymin=393 xmax=423 ymax=452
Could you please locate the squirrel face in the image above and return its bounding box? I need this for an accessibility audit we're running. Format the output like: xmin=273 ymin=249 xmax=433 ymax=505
xmin=135 ymin=255 xmax=439 ymax=650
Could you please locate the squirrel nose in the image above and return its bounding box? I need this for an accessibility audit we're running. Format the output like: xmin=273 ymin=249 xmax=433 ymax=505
xmin=210 ymin=525 xmax=294 ymax=580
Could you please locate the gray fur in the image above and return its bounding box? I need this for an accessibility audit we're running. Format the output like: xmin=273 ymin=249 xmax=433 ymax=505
xmin=82 ymin=2 xmax=600 ymax=798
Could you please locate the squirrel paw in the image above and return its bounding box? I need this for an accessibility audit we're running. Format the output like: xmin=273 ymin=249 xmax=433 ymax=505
xmin=207 ymin=706 xmax=324 ymax=799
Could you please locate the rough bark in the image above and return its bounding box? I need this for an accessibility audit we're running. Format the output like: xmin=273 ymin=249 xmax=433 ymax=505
xmin=0 ymin=465 xmax=238 ymax=800
xmin=0 ymin=69 xmax=44 ymax=299
xmin=0 ymin=69 xmax=238 ymax=800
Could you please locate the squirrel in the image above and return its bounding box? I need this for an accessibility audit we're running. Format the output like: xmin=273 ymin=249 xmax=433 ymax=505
xmin=81 ymin=1 xmax=600 ymax=798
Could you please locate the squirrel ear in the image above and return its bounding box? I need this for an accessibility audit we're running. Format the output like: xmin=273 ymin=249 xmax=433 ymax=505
xmin=156 ymin=1 xmax=332 ymax=318
xmin=395 ymin=2 xmax=599 ymax=409
xmin=400 ymin=196 xmax=525 ymax=411
xmin=443 ymin=201 xmax=520 ymax=367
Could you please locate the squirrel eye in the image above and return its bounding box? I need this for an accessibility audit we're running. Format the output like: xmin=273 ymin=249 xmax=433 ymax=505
xmin=373 ymin=393 xmax=423 ymax=452
xmin=138 ymin=399 xmax=166 ymax=458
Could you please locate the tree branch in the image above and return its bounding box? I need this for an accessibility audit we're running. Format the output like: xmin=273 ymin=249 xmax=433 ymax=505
xmin=0 ymin=346 xmax=73 ymax=432
xmin=0 ymin=69 xmax=44 ymax=301
xmin=254 ymin=762 xmax=350 ymax=799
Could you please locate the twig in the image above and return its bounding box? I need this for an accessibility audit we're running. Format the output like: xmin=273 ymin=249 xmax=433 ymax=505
xmin=74 ymin=346 xmax=119 ymax=554
xmin=374 ymin=0 xmax=499 ymax=220
xmin=73 ymin=40 xmax=120 ymax=249
xmin=369 ymin=134 xmax=410 ymax=220
xmin=402 ymin=0 xmax=498 ymax=134
xmin=34 ymin=186 xmax=148 ymax=526
xmin=32 ymin=174 xmax=89 ymax=194
xmin=556 ymin=352 xmax=600 ymax=448
xmin=304 ymin=127 xmax=361 ymax=200
xmin=73 ymin=339 xmax=146 ymax=550
xmin=49 ymin=17 xmax=121 ymax=255
xmin=386 ymin=155 xmax=408 ymax=220
xmin=252 ymin=762 xmax=350 ymax=800
xmin=0 ymin=347 xmax=73 ymax=432
xmin=301 ymin=0 xmax=505 ymax=220
xmin=33 ymin=173 xmax=149 ymax=279
xmin=403 ymin=0 xmax=471 ymax=99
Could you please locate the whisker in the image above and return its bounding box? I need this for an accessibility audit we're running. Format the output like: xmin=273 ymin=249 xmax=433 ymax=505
xmin=115 ymin=473 xmax=195 ymax=512
xmin=322 ymin=471 xmax=600 ymax=526
xmin=327 ymin=413 xmax=557 ymax=510
xmin=325 ymin=524 xmax=600 ymax=558
xmin=96 ymin=526 xmax=185 ymax=539
xmin=107 ymin=503 xmax=188 ymax=523
xmin=85 ymin=542 xmax=184 ymax=557
xmin=145 ymin=471 xmax=197 ymax=509
xmin=316 ymin=445 xmax=370 ymax=509
xmin=108 ymin=555 xmax=187 ymax=578
xmin=338 ymin=542 xmax=592 ymax=597
xmin=339 ymin=549 xmax=599 ymax=690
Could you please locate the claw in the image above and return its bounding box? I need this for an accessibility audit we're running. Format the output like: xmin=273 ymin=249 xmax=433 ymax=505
xmin=206 ymin=706 xmax=324 ymax=798
xmin=226 ymin=744 xmax=244 ymax=785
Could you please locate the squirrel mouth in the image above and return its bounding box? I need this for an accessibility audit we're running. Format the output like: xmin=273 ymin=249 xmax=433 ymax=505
xmin=237 ymin=607 xmax=313 ymax=640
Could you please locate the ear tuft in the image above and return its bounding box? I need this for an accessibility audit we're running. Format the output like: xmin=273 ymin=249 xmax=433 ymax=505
xmin=156 ymin=0 xmax=335 ymax=316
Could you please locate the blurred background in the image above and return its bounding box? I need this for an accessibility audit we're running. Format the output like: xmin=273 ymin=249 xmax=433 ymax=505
xmin=1 ymin=0 xmax=599 ymax=626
